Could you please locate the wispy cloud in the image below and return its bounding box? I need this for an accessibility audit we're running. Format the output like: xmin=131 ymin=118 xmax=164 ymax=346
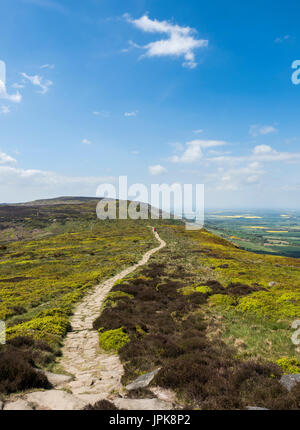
xmin=82 ymin=138 xmax=92 ymax=145
xmin=21 ymin=73 xmax=53 ymax=94
xmin=40 ymin=64 xmax=55 ymax=70
xmin=125 ymin=14 xmax=208 ymax=69
xmin=0 ymin=166 xmax=113 ymax=184
xmin=0 ymin=151 xmax=17 ymax=164
xmin=249 ymin=124 xmax=277 ymax=137
xmin=275 ymin=35 xmax=290 ymax=43
xmin=251 ymin=144 xmax=300 ymax=162
xmin=0 ymin=105 xmax=11 ymax=115
xmin=0 ymin=151 xmax=115 ymax=202
xmin=207 ymin=162 xmax=264 ymax=191
xmin=124 ymin=110 xmax=138 ymax=117
xmin=93 ymin=110 xmax=110 ymax=118
xmin=148 ymin=164 xmax=167 ymax=175
xmin=11 ymin=83 xmax=25 ymax=89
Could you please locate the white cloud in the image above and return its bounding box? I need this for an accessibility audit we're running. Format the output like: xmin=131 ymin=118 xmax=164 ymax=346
xmin=252 ymin=144 xmax=273 ymax=155
xmin=21 ymin=73 xmax=53 ymax=94
xmin=0 ymin=151 xmax=17 ymax=164
xmin=205 ymin=160 xmax=264 ymax=191
xmin=131 ymin=150 xmax=140 ymax=155
xmin=275 ymin=35 xmax=290 ymax=43
xmin=82 ymin=138 xmax=92 ymax=145
xmin=125 ymin=14 xmax=208 ymax=69
xmin=193 ymin=129 xmax=203 ymax=134
xmin=0 ymin=150 xmax=116 ymax=203
xmin=170 ymin=139 xmax=227 ymax=163
xmin=206 ymin=144 xmax=300 ymax=165
xmin=251 ymin=145 xmax=300 ymax=162
xmin=0 ymin=163 xmax=115 ymax=203
xmin=216 ymin=163 xmax=264 ymax=191
xmin=148 ymin=164 xmax=167 ymax=175
xmin=124 ymin=111 xmax=138 ymax=117
xmin=249 ymin=124 xmax=277 ymax=137
xmin=0 ymin=166 xmax=111 ymax=185
xmin=0 ymin=105 xmax=10 ymax=115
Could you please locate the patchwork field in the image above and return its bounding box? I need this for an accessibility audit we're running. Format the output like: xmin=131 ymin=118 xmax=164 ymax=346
xmin=205 ymin=210 xmax=300 ymax=258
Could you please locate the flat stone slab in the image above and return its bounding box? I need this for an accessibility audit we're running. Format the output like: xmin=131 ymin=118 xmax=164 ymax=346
xmin=114 ymin=398 xmax=172 ymax=410
xmin=42 ymin=371 xmax=73 ymax=387
xmin=3 ymin=400 xmax=34 ymax=410
xmin=280 ymin=374 xmax=300 ymax=392
xmin=25 ymin=390 xmax=86 ymax=410
xmin=126 ymin=368 xmax=161 ymax=391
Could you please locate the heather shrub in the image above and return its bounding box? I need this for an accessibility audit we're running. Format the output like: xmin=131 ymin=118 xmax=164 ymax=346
xmin=84 ymin=400 xmax=118 ymax=410
xmin=0 ymin=346 xmax=51 ymax=394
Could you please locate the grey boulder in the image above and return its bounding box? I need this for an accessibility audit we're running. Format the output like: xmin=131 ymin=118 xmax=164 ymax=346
xmin=280 ymin=374 xmax=300 ymax=392
xmin=126 ymin=368 xmax=161 ymax=391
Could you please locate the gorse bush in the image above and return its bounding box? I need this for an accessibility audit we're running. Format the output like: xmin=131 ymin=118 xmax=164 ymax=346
xmin=209 ymin=294 xmax=238 ymax=308
xmin=179 ymin=285 xmax=212 ymax=295
xmin=6 ymin=315 xmax=71 ymax=341
xmin=98 ymin=328 xmax=130 ymax=352
xmin=276 ymin=357 xmax=300 ymax=374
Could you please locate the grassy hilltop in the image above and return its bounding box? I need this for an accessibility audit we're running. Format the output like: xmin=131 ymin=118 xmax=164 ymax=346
xmin=0 ymin=198 xmax=300 ymax=408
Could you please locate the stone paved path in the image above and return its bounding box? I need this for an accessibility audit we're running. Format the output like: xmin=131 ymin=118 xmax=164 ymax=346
xmin=58 ymin=230 xmax=166 ymax=405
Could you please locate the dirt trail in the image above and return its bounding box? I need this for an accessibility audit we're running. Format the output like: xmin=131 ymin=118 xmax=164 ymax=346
xmin=58 ymin=230 xmax=166 ymax=405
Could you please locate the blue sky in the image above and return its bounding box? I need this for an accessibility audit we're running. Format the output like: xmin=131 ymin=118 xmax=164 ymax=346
xmin=0 ymin=0 xmax=300 ymax=208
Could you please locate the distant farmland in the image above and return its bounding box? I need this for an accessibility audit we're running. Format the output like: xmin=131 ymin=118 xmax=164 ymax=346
xmin=205 ymin=210 xmax=300 ymax=258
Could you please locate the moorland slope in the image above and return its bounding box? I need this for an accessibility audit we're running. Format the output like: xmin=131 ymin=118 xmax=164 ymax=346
xmin=0 ymin=199 xmax=300 ymax=409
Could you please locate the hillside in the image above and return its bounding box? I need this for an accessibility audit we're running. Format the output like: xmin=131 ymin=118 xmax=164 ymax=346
xmin=0 ymin=198 xmax=300 ymax=409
